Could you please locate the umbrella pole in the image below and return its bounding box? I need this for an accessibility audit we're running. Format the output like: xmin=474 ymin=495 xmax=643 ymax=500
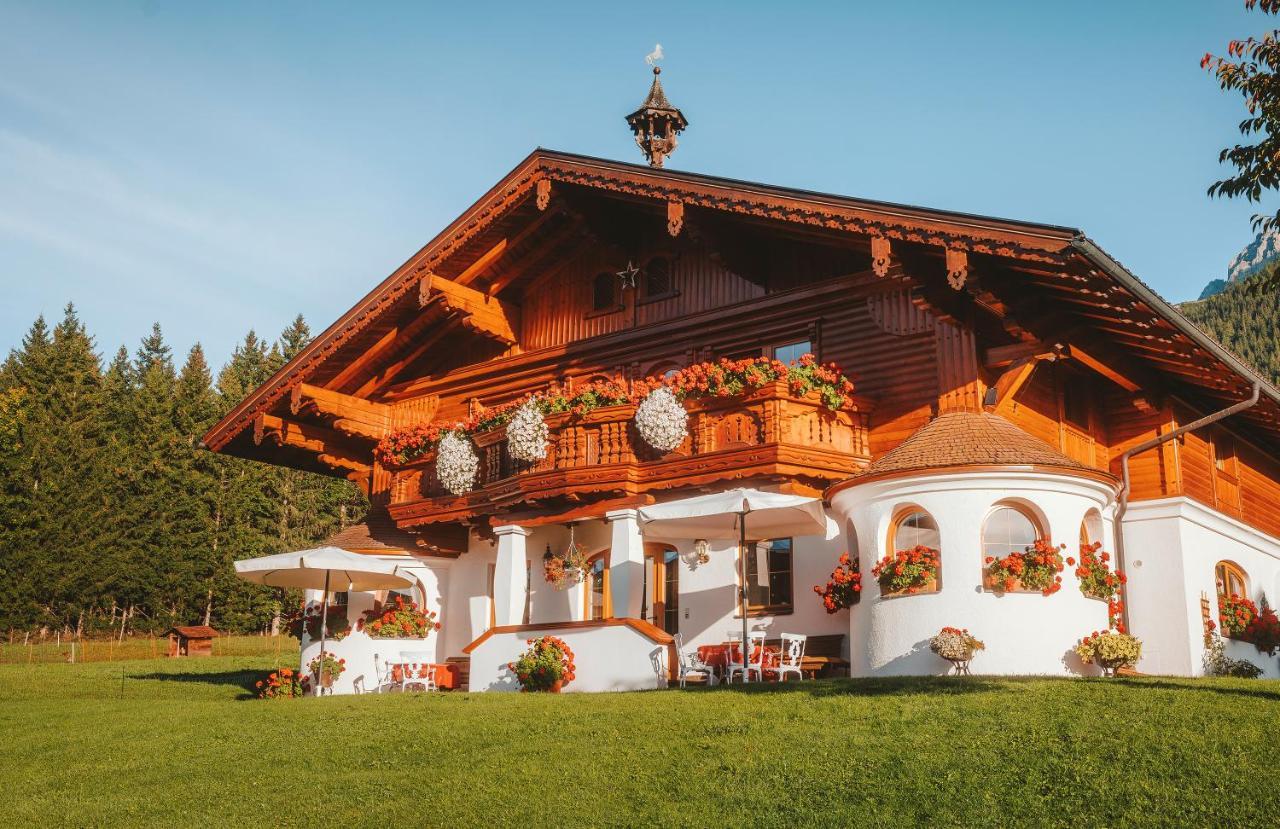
xmin=739 ymin=514 xmax=750 ymax=684
xmin=317 ymin=570 xmax=330 ymax=697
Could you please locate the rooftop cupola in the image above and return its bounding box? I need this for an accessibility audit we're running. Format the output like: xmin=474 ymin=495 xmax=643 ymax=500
xmin=625 ymin=45 xmax=688 ymax=168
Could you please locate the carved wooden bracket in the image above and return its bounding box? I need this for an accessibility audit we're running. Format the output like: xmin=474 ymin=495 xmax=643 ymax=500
xmin=945 ymin=248 xmax=969 ymax=291
xmin=419 ymin=272 xmax=519 ymax=345
xmin=535 ymin=178 xmax=551 ymax=211
xmin=871 ymin=236 xmax=893 ymax=278
xmin=667 ymin=200 xmax=684 ymax=237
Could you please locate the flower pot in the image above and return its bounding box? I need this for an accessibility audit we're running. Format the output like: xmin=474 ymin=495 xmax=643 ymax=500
xmin=549 ymin=679 xmax=563 ymax=693
xmin=881 ymin=574 xmax=938 ymax=597
xmin=320 ymin=670 xmax=336 ymax=689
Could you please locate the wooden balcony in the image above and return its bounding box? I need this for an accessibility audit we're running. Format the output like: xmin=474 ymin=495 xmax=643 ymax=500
xmin=387 ymin=380 xmax=872 ymax=527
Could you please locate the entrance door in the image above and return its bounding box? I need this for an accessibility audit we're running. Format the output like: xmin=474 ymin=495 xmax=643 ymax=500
xmin=642 ymin=543 xmax=680 ymax=634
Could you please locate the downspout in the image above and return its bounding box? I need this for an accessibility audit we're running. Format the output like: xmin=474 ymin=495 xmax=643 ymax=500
xmin=1113 ymin=381 xmax=1261 ymax=632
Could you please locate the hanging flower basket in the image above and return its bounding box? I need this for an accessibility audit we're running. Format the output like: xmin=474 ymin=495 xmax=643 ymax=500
xmin=544 ymin=539 xmax=588 ymax=590
xmin=634 ymin=386 xmax=689 ymax=453
xmin=435 ymin=431 xmax=479 ymax=495
xmin=506 ymin=400 xmax=549 ymax=463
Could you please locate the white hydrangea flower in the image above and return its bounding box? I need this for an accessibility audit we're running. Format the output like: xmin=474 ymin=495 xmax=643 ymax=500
xmin=435 ymin=431 xmax=479 ymax=495
xmin=635 ymin=387 xmax=688 ymax=453
xmin=506 ymin=400 xmax=549 ymax=463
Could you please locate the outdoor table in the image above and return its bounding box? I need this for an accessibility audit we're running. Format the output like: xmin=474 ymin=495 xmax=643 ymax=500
xmin=389 ymin=660 xmax=459 ymax=690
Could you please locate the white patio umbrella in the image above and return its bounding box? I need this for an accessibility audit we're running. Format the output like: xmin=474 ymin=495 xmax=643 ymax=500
xmin=234 ymin=546 xmax=417 ymax=692
xmin=638 ymin=488 xmax=831 ymax=683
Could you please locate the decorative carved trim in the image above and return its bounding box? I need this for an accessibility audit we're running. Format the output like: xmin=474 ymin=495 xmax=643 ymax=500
xmin=871 ymin=236 xmax=892 ymax=278
xmin=866 ymin=289 xmax=934 ymax=336
xmin=535 ymin=178 xmax=551 ymax=211
xmin=667 ymin=199 xmax=684 ymax=237
xmin=945 ymin=248 xmax=969 ymax=291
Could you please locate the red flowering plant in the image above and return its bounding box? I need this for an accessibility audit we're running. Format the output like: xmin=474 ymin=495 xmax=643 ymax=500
xmin=871 ymin=545 xmax=940 ymax=595
xmin=255 ymin=667 xmax=307 ymax=699
xmin=508 ymin=635 xmax=576 ymax=692
xmin=984 ymin=539 xmax=1066 ymax=596
xmin=1218 ymin=593 xmax=1257 ymax=639
xmin=1068 ymin=542 xmax=1127 ymax=602
xmin=813 ymin=552 xmax=861 ymax=613
xmin=374 ymin=355 xmax=857 ymax=467
xmin=358 ymin=594 xmax=441 ymax=639
xmin=285 ymin=603 xmax=350 ymax=642
xmin=1242 ymin=598 xmax=1280 ymax=655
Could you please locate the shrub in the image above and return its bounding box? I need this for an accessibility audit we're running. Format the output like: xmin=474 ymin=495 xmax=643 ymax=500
xmin=508 ymin=636 xmax=575 ymax=692
xmin=1203 ymin=632 xmax=1264 ymax=678
xmin=358 ymin=594 xmax=440 ymax=639
xmin=871 ymin=545 xmax=940 ymax=595
xmin=984 ymin=539 xmax=1065 ymax=595
xmin=929 ymin=627 xmax=985 ymax=662
xmin=813 ymin=552 xmax=861 ymax=613
xmin=1074 ymin=630 xmax=1142 ymax=675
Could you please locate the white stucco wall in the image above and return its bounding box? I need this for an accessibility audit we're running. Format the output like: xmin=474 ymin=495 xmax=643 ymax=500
xmin=830 ymin=470 xmax=1115 ymax=677
xmin=1123 ymin=497 xmax=1280 ymax=679
xmin=467 ymin=623 xmax=668 ymax=692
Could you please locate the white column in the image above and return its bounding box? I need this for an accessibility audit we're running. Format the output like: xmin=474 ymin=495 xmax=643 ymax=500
xmin=493 ymin=525 xmax=531 ymax=627
xmin=607 ymin=509 xmax=645 ymax=619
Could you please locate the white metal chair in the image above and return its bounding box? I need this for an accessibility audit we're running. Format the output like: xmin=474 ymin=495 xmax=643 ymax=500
xmin=774 ymin=633 xmax=807 ymax=682
xmin=370 ymin=653 xmax=396 ymax=694
xmin=726 ymin=631 xmax=767 ymax=683
xmin=673 ymin=633 xmax=718 ymax=688
xmin=397 ymin=651 xmax=437 ymax=692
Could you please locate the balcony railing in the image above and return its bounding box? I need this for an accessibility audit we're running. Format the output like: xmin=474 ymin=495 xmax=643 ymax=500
xmin=387 ymin=380 xmax=872 ymax=525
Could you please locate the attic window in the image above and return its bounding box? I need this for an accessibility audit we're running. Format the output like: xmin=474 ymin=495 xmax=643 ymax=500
xmin=643 ymin=256 xmax=673 ymax=299
xmin=592 ymin=272 xmax=619 ymax=312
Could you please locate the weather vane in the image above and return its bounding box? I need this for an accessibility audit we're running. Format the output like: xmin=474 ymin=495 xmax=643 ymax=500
xmin=625 ymin=43 xmax=688 ymax=168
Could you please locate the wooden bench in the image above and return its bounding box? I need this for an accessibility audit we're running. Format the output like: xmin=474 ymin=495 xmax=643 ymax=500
xmin=765 ymin=633 xmax=849 ymax=679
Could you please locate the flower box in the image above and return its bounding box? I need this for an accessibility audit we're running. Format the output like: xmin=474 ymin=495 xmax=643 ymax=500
xmin=880 ymin=574 xmax=938 ymax=598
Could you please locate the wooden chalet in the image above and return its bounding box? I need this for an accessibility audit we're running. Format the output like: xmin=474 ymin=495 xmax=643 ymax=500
xmin=209 ymin=68 xmax=1280 ymax=687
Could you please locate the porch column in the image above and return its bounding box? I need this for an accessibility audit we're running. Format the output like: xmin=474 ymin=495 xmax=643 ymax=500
xmin=493 ymin=525 xmax=531 ymax=627
xmin=606 ymin=509 xmax=645 ymax=620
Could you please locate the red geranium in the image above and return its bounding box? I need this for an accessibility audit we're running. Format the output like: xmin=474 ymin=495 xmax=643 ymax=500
xmin=871 ymin=545 xmax=940 ymax=594
xmin=813 ymin=552 xmax=861 ymax=613
xmin=984 ymin=539 xmax=1065 ymax=596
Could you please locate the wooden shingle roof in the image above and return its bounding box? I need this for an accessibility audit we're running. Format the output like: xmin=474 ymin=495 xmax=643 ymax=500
xmin=828 ymin=411 xmax=1118 ymax=495
xmin=167 ymin=625 xmax=219 ymax=638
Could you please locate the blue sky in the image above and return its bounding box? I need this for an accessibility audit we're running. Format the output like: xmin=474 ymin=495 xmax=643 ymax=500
xmin=0 ymin=1 xmax=1269 ymax=369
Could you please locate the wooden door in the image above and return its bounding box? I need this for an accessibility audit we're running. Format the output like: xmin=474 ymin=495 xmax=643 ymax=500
xmin=643 ymin=544 xmax=680 ymax=634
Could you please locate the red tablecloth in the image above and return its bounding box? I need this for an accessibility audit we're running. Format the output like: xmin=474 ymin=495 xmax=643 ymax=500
xmin=390 ymin=661 xmax=459 ymax=690
xmin=697 ymin=643 xmax=780 ymax=672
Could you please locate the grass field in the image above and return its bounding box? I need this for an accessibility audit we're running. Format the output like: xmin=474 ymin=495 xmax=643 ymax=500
xmin=2 ymin=657 xmax=1277 ymax=827
xmin=0 ymin=634 xmax=295 ymax=664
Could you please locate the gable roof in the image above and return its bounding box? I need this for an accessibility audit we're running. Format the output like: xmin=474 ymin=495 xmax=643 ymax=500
xmin=166 ymin=625 xmax=219 ymax=638
xmin=201 ymin=148 xmax=1280 ymax=457
xmin=325 ymin=512 xmax=421 ymax=554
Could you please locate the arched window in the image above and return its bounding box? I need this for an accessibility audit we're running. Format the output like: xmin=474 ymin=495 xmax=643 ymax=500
xmin=584 ymin=552 xmax=610 ymax=621
xmin=982 ymin=504 xmax=1042 ymax=560
xmin=1215 ymin=561 xmax=1247 ymax=599
xmin=890 ymin=508 xmax=940 ymax=553
xmin=1080 ymin=509 xmax=1103 ymax=547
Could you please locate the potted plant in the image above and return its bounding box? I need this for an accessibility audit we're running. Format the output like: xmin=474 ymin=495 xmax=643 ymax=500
xmin=984 ymin=539 xmax=1065 ymax=595
xmin=285 ymin=602 xmax=350 ymax=642
xmin=871 ymin=545 xmax=940 ymax=596
xmin=359 ymin=594 xmax=441 ymax=639
xmin=1073 ymin=630 xmax=1142 ymax=676
xmin=1218 ymin=593 xmax=1257 ymax=639
xmin=929 ymin=626 xmax=985 ymax=674
xmin=813 ymin=552 xmax=861 ymax=612
xmin=1068 ymin=542 xmax=1126 ymax=600
xmin=508 ymin=636 xmax=576 ymax=692
xmin=308 ymin=652 xmax=346 ymax=690
xmin=1242 ymin=599 xmax=1280 ymax=655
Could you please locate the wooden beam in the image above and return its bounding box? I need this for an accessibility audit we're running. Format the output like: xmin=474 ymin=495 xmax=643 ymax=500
xmin=984 ymin=340 xmax=1056 ymax=369
xmin=484 ymin=217 xmax=586 ymax=297
xmin=1064 ymin=343 xmax=1142 ymax=394
xmin=449 ymin=207 xmax=558 ymax=287
xmin=420 ymin=273 xmax=519 ymax=345
xmin=253 ymin=413 xmax=370 ymax=474
xmin=291 ymin=383 xmax=391 ymax=440
xmin=354 ymin=316 xmax=462 ymax=398
xmin=984 ymin=356 xmax=1045 ymax=413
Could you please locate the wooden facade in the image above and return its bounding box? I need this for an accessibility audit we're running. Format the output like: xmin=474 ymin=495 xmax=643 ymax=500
xmin=203 ymin=149 xmax=1280 ymax=544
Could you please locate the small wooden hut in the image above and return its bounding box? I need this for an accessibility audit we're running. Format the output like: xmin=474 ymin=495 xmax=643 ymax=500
xmin=165 ymin=625 xmax=219 ymax=657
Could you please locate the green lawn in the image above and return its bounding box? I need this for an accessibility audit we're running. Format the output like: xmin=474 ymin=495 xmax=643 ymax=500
xmin=1 ymin=657 xmax=1276 ymax=827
